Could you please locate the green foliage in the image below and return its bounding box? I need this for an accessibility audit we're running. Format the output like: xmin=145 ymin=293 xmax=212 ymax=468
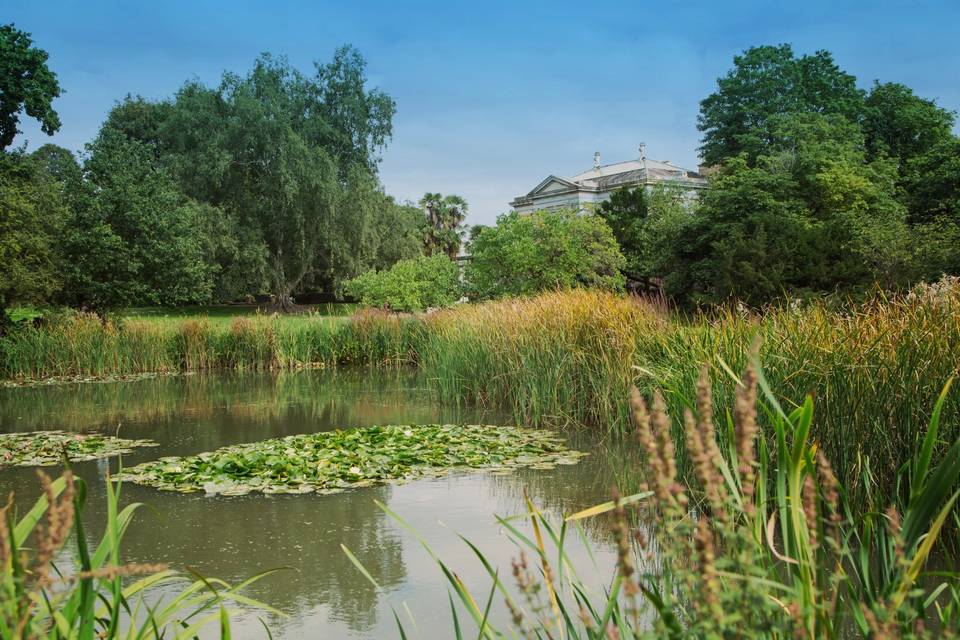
xmin=674 ymin=113 xmax=912 ymax=304
xmin=698 ymin=44 xmax=864 ymax=166
xmin=1 ymin=472 xmax=278 ymax=637
xmin=465 ymin=209 xmax=626 ymax=299
xmin=420 ymin=192 xmax=469 ymax=258
xmin=346 ymin=254 xmax=461 ymax=312
xmin=596 ymin=185 xmax=690 ymax=289
xmin=863 ymin=81 xmax=956 ymax=168
xmin=107 ymin=49 xmax=404 ymax=304
xmin=0 ymin=24 xmax=61 ymax=149
xmin=60 ymin=129 xmax=216 ymax=310
xmin=903 ymin=136 xmax=960 ymax=225
xmin=0 ymin=153 xmax=66 ymax=321
xmin=119 ymin=423 xmax=585 ymax=495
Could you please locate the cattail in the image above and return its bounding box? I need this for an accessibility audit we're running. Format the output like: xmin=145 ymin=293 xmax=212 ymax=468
xmin=734 ymin=364 xmax=759 ymax=515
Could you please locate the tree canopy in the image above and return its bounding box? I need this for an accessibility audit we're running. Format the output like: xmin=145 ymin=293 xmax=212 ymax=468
xmin=420 ymin=193 xmax=469 ymax=258
xmin=0 ymin=24 xmax=62 ymax=149
xmin=698 ymin=45 xmax=864 ymax=166
xmin=466 ymin=210 xmax=625 ymax=300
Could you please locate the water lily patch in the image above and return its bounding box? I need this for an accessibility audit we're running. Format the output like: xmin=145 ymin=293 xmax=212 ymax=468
xmin=117 ymin=424 xmax=587 ymax=496
xmin=0 ymin=431 xmax=158 ymax=468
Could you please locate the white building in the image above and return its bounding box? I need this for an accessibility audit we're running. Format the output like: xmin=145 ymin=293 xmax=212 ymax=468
xmin=510 ymin=145 xmax=708 ymax=214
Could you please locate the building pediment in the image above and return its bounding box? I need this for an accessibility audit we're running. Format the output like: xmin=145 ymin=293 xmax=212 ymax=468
xmin=528 ymin=175 xmax=579 ymax=196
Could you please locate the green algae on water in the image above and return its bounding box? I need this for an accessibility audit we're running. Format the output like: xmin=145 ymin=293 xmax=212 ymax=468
xmin=118 ymin=424 xmax=587 ymax=496
xmin=0 ymin=431 xmax=158 ymax=468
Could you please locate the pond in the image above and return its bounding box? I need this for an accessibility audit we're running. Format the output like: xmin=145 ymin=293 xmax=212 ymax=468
xmin=0 ymin=369 xmax=639 ymax=638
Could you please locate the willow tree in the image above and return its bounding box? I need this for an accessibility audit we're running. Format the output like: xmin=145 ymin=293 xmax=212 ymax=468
xmin=149 ymin=48 xmax=396 ymax=309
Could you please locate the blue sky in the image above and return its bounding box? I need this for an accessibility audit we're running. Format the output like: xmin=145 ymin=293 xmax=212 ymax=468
xmin=8 ymin=0 xmax=960 ymax=225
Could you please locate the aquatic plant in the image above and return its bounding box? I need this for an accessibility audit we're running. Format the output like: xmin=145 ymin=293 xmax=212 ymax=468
xmin=0 ymin=431 xmax=156 ymax=468
xmin=0 ymin=470 xmax=280 ymax=638
xmin=2 ymin=279 xmax=959 ymax=513
xmin=346 ymin=364 xmax=960 ymax=638
xmin=118 ymin=424 xmax=587 ymax=496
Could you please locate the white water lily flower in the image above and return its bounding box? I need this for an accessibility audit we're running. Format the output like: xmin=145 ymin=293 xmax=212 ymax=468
xmin=349 ymin=466 xmax=362 ymax=475
xmin=403 ymin=429 xmax=413 ymax=437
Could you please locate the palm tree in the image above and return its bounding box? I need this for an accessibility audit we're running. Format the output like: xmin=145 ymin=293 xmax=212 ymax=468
xmin=420 ymin=192 xmax=468 ymax=259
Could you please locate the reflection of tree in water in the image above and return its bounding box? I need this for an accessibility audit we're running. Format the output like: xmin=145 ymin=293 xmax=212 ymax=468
xmin=0 ymin=369 xmax=466 ymax=435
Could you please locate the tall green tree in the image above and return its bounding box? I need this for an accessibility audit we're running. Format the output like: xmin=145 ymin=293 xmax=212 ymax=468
xmin=420 ymin=193 xmax=468 ymax=258
xmin=149 ymin=50 xmax=397 ymax=308
xmin=903 ymin=137 xmax=960 ymax=225
xmin=60 ymin=130 xmax=215 ymax=310
xmin=0 ymin=24 xmax=61 ymax=149
xmin=698 ymin=45 xmax=863 ymax=166
xmin=0 ymin=152 xmax=66 ymax=329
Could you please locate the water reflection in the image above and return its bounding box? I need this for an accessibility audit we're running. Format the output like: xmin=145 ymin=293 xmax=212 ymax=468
xmin=0 ymin=369 xmax=630 ymax=638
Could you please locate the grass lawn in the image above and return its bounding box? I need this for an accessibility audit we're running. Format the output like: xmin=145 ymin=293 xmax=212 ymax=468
xmin=6 ymin=302 xmax=358 ymax=326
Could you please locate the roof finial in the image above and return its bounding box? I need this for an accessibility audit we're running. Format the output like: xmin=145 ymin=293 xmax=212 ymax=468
xmin=639 ymin=142 xmax=646 ymax=160
xmin=593 ymin=151 xmax=601 ymax=169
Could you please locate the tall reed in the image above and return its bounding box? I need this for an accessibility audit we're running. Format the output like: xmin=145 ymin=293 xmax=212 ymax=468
xmin=346 ymin=363 xmax=960 ymax=638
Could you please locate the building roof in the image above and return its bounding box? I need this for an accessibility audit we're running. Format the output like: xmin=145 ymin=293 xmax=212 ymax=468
xmin=567 ymin=157 xmax=705 ymax=188
xmin=510 ymin=151 xmax=708 ymax=209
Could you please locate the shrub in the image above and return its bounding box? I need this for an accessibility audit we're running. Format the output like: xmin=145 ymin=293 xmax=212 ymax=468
xmin=465 ymin=209 xmax=626 ymax=299
xmin=345 ymin=254 xmax=461 ymax=313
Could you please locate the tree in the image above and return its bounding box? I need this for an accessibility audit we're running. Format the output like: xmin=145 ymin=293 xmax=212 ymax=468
xmin=145 ymin=50 xmax=397 ymax=309
xmin=698 ymin=45 xmax=864 ymax=166
xmin=903 ymin=137 xmax=960 ymax=225
xmin=420 ymin=193 xmax=468 ymax=258
xmin=671 ymin=113 xmax=912 ymax=305
xmin=862 ymin=82 xmax=955 ymax=168
xmin=0 ymin=24 xmax=62 ymax=149
xmin=60 ymin=129 xmax=215 ymax=310
xmin=0 ymin=152 xmax=66 ymax=329
xmin=312 ymin=46 xmax=396 ymax=175
xmin=345 ymin=254 xmax=461 ymax=312
xmin=595 ymin=185 xmax=690 ymax=292
xmin=465 ymin=210 xmax=625 ymax=300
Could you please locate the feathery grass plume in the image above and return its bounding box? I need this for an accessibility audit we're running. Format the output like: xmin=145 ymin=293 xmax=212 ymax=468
xmin=694 ymin=517 xmax=723 ymax=628
xmin=734 ymin=363 xmax=759 ymax=516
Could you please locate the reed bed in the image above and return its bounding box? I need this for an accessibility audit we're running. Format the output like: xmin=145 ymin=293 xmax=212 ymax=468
xmin=3 ymin=279 xmax=959 ymax=510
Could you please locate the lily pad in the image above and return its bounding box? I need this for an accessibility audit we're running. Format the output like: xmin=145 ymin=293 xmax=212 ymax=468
xmin=117 ymin=424 xmax=588 ymax=496
xmin=0 ymin=431 xmax=158 ymax=468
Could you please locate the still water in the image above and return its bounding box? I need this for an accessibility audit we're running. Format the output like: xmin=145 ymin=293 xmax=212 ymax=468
xmin=0 ymin=369 xmax=637 ymax=639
